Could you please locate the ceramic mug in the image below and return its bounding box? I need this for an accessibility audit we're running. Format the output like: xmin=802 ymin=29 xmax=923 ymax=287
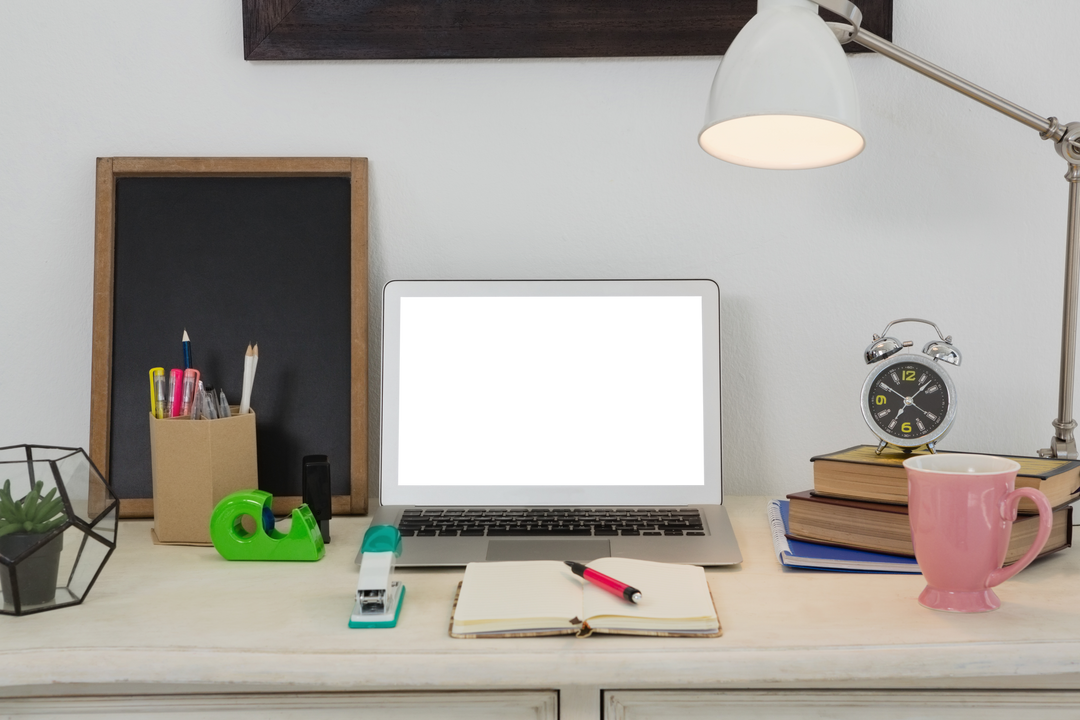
xmin=903 ymin=453 xmax=1053 ymax=612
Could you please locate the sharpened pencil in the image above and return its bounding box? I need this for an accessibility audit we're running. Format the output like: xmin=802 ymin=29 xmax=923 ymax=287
xmin=239 ymin=343 xmax=254 ymax=415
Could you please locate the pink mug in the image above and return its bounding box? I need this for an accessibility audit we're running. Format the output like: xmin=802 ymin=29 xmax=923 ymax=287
xmin=903 ymin=453 xmax=1053 ymax=613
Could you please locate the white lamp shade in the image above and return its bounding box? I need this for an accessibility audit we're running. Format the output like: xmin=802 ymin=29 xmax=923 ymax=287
xmin=699 ymin=0 xmax=864 ymax=169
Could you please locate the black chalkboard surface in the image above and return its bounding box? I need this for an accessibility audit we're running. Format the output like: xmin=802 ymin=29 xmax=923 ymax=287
xmin=90 ymin=158 xmax=369 ymax=518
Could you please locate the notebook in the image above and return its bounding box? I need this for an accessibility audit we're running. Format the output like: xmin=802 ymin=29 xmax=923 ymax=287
xmin=362 ymin=279 xmax=742 ymax=567
xmin=767 ymin=499 xmax=921 ymax=573
xmin=448 ymin=557 xmax=721 ymax=638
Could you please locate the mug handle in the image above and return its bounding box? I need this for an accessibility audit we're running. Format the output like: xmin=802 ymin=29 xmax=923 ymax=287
xmin=986 ymin=488 xmax=1053 ymax=588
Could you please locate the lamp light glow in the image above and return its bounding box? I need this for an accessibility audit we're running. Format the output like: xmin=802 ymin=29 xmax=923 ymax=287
xmin=699 ymin=0 xmax=864 ymax=169
xmin=700 ymin=114 xmax=864 ymax=169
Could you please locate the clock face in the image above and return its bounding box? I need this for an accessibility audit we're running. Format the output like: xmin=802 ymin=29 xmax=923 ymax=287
xmin=862 ymin=355 xmax=955 ymax=447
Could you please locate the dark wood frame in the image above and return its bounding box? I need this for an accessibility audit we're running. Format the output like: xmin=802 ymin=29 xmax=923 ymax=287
xmin=90 ymin=157 xmax=369 ymax=518
xmin=243 ymin=0 xmax=892 ymax=61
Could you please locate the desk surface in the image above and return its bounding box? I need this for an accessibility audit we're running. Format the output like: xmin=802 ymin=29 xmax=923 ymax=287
xmin=2 ymin=496 xmax=1079 ymax=695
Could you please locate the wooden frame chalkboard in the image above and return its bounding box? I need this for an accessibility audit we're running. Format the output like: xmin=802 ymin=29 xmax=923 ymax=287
xmin=90 ymin=157 xmax=369 ymax=518
xmin=242 ymin=0 xmax=891 ymax=60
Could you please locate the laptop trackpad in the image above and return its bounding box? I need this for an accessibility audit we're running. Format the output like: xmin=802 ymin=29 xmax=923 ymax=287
xmin=486 ymin=539 xmax=611 ymax=563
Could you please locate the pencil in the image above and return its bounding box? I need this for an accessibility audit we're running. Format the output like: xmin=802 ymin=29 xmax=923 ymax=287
xmin=239 ymin=343 xmax=254 ymax=415
xmin=182 ymin=329 xmax=192 ymax=370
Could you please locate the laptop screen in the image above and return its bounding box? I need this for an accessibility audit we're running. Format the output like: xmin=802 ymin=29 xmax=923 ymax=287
xmin=380 ymin=280 xmax=722 ymax=507
xmin=400 ymin=294 xmax=704 ymax=486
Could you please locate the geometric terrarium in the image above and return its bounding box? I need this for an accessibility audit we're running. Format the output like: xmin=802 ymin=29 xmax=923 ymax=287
xmin=0 ymin=445 xmax=118 ymax=616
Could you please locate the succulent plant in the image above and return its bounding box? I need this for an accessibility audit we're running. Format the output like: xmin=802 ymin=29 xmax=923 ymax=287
xmin=0 ymin=480 xmax=67 ymax=538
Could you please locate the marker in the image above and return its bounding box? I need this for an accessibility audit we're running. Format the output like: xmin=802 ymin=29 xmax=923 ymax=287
xmin=149 ymin=368 xmax=166 ymax=419
xmin=182 ymin=329 xmax=193 ymax=370
xmin=168 ymin=369 xmax=183 ymax=417
xmin=181 ymin=368 xmax=200 ymax=417
xmin=564 ymin=561 xmax=642 ymax=604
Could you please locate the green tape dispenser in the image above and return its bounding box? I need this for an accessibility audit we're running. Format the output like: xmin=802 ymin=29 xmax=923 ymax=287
xmin=209 ymin=489 xmax=325 ymax=561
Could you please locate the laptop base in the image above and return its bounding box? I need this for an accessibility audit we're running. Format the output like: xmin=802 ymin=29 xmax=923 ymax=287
xmin=363 ymin=505 xmax=742 ymax=568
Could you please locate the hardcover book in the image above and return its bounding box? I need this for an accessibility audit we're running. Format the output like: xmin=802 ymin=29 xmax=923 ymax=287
xmin=449 ymin=557 xmax=720 ymax=638
xmin=786 ymin=490 xmax=1074 ymax=562
xmin=811 ymin=445 xmax=1080 ymax=511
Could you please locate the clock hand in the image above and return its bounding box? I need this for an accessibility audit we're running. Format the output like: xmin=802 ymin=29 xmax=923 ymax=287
xmin=878 ymin=382 xmax=907 ymax=401
xmin=910 ymin=381 xmax=931 ymax=400
xmin=909 ymin=400 xmax=935 ymax=418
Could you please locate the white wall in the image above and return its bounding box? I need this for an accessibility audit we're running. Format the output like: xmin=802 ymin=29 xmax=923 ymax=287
xmin=2 ymin=1 xmax=1078 ymax=499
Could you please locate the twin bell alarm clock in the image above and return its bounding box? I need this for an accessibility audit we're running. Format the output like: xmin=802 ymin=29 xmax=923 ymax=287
xmin=861 ymin=318 xmax=961 ymax=454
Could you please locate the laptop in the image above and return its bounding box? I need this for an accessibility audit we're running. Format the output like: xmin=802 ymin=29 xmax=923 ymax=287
xmin=362 ymin=279 xmax=742 ymax=567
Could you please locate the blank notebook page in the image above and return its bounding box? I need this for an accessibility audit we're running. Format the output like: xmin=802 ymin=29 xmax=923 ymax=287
xmin=582 ymin=557 xmax=716 ymax=621
xmin=453 ymin=561 xmax=583 ymax=625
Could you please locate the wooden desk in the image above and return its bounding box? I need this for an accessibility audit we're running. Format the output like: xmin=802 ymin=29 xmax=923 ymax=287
xmin=1 ymin=496 xmax=1078 ymax=719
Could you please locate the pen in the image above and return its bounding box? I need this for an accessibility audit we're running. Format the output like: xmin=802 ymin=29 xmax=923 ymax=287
xmin=149 ymin=367 xmax=166 ymax=419
xmin=169 ymin=369 xmax=184 ymax=417
xmin=564 ymin=561 xmax=642 ymax=604
xmin=201 ymin=382 xmax=218 ymax=420
xmin=182 ymin=329 xmax=192 ymax=370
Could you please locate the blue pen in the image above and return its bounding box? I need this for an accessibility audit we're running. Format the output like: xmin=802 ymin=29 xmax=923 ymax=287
xmin=182 ymin=329 xmax=192 ymax=369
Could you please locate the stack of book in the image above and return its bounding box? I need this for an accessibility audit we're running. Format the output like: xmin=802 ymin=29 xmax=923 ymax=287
xmin=779 ymin=445 xmax=1077 ymax=570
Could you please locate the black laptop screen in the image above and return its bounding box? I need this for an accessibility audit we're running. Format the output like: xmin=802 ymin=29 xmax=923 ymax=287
xmin=401 ymin=297 xmax=704 ymax=483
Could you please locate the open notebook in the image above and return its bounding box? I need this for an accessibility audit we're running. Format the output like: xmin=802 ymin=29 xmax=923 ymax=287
xmin=449 ymin=557 xmax=721 ymax=638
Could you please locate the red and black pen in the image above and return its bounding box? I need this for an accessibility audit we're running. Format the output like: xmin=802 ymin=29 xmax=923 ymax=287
xmin=564 ymin=561 xmax=642 ymax=604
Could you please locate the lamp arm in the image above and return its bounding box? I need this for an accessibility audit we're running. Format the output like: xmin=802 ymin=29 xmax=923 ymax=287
xmin=816 ymin=5 xmax=1080 ymax=457
xmin=848 ymin=26 xmax=1065 ymax=142
xmin=813 ymin=0 xmax=863 ymax=35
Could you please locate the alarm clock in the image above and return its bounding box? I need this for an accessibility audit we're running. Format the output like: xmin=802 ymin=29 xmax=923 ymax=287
xmin=860 ymin=318 xmax=961 ymax=454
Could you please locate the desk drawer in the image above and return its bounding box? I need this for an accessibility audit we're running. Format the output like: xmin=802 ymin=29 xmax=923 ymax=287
xmin=0 ymin=690 xmax=558 ymax=719
xmin=605 ymin=690 xmax=1080 ymax=719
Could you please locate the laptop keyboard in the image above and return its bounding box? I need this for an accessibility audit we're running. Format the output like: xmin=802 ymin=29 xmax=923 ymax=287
xmin=396 ymin=508 xmax=706 ymax=537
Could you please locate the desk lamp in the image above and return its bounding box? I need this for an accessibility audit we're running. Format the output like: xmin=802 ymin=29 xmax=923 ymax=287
xmin=699 ymin=0 xmax=1080 ymax=458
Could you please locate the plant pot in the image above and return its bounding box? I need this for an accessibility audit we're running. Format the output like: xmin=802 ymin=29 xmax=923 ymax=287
xmin=0 ymin=532 xmax=63 ymax=608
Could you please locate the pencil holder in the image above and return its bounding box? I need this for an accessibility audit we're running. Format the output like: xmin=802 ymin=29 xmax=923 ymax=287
xmin=148 ymin=408 xmax=258 ymax=545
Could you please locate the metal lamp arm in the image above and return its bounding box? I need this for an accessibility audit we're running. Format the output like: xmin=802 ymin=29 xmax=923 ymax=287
xmin=810 ymin=1 xmax=1080 ymax=458
xmin=813 ymin=0 xmax=863 ymax=34
xmin=813 ymin=3 xmax=1080 ymax=160
xmin=849 ymin=26 xmax=1079 ymax=154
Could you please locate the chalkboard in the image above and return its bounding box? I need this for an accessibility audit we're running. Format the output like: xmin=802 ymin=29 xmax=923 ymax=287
xmin=89 ymin=158 xmax=369 ymax=518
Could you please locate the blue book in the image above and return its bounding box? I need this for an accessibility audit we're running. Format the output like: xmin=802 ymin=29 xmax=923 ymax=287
xmin=768 ymin=499 xmax=921 ymax=574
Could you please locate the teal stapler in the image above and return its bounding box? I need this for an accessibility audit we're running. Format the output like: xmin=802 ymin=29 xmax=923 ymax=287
xmin=209 ymin=489 xmax=325 ymax=561
xmin=350 ymin=525 xmax=405 ymax=628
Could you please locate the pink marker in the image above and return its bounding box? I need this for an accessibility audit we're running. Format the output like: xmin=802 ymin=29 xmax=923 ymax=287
xmin=181 ymin=368 xmax=200 ymax=417
xmin=169 ymin=369 xmax=184 ymax=417
xmin=564 ymin=561 xmax=642 ymax=603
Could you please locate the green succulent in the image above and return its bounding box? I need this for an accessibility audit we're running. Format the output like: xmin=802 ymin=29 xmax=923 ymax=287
xmin=0 ymin=480 xmax=68 ymax=538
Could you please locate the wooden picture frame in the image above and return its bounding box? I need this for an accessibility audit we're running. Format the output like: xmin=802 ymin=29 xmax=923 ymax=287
xmin=243 ymin=0 xmax=891 ymax=60
xmin=90 ymin=157 xmax=369 ymax=518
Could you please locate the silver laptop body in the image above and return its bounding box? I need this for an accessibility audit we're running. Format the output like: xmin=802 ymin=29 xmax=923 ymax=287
xmin=363 ymin=279 xmax=742 ymax=567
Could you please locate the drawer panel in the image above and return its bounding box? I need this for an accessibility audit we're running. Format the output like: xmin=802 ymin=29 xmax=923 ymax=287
xmin=0 ymin=690 xmax=558 ymax=719
xmin=605 ymin=689 xmax=1080 ymax=720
